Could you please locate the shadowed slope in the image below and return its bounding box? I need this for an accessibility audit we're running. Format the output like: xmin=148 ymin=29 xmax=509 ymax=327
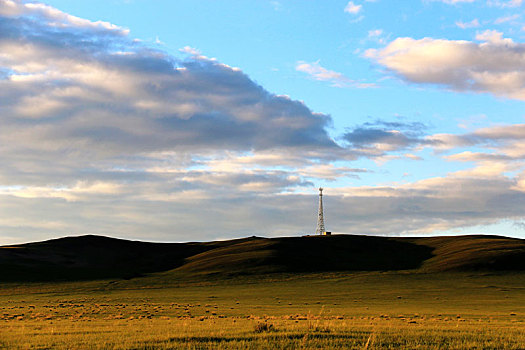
xmin=174 ymin=235 xmax=434 ymax=276
xmin=0 ymin=235 xmax=214 ymax=281
xmin=0 ymin=234 xmax=524 ymax=281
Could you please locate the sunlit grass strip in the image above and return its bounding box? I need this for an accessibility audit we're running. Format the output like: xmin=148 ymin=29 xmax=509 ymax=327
xmin=1 ymin=317 xmax=524 ymax=349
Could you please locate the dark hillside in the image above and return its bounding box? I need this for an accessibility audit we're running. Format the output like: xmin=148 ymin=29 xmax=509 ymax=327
xmin=0 ymin=235 xmax=213 ymax=281
xmin=1 ymin=234 xmax=524 ymax=282
xmin=175 ymin=235 xmax=434 ymax=275
xmin=273 ymin=235 xmax=433 ymax=272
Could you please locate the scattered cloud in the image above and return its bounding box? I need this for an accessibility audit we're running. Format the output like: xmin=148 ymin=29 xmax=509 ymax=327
xmin=367 ymin=29 xmax=387 ymax=44
xmin=180 ymin=46 xmax=201 ymax=56
xmin=494 ymin=14 xmax=520 ymax=24
xmin=343 ymin=119 xmax=435 ymax=155
xmin=488 ymin=0 xmax=523 ymax=8
xmin=366 ymin=32 xmax=525 ymax=100
xmin=344 ymin=1 xmax=362 ymax=14
xmin=432 ymin=124 xmax=525 ymax=153
xmin=296 ymin=61 xmax=375 ymax=88
xmin=296 ymin=61 xmax=348 ymax=86
xmin=435 ymin=0 xmax=476 ymax=4
xmin=474 ymin=29 xmax=514 ymax=43
xmin=456 ymin=19 xmax=480 ymax=29
xmin=368 ymin=29 xmax=383 ymax=37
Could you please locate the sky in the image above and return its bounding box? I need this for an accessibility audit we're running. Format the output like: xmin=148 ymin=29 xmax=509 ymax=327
xmin=1 ymin=0 xmax=525 ymax=244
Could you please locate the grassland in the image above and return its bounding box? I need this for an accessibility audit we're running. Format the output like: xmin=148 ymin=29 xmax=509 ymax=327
xmin=1 ymin=271 xmax=524 ymax=349
xmin=1 ymin=234 xmax=524 ymax=348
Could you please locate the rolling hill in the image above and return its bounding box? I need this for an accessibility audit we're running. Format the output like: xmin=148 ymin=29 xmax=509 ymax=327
xmin=0 ymin=234 xmax=524 ymax=282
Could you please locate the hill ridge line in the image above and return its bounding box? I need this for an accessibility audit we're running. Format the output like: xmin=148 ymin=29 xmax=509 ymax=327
xmin=1 ymin=234 xmax=524 ymax=282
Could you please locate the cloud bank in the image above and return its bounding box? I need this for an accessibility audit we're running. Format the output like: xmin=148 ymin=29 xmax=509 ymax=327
xmin=1 ymin=0 xmax=525 ymax=244
xmin=0 ymin=0 xmax=354 ymax=243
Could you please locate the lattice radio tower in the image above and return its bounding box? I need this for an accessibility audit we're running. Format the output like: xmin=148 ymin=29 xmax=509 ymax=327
xmin=315 ymin=187 xmax=326 ymax=235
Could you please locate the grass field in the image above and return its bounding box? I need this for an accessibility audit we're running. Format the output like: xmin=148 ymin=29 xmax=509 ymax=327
xmin=1 ymin=271 xmax=524 ymax=349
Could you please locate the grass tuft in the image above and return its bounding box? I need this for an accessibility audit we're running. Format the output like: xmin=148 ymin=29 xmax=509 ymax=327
xmin=254 ymin=321 xmax=276 ymax=333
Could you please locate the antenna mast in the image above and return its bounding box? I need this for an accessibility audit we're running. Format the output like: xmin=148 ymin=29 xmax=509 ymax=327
xmin=315 ymin=187 xmax=325 ymax=235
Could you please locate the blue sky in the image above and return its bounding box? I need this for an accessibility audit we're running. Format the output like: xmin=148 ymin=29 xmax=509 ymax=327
xmin=1 ymin=0 xmax=525 ymax=244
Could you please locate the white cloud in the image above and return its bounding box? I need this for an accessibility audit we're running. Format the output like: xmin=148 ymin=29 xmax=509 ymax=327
xmin=368 ymin=29 xmax=383 ymax=37
xmin=456 ymin=19 xmax=480 ymax=29
xmin=344 ymin=1 xmax=362 ymax=14
xmin=436 ymin=0 xmax=475 ymax=4
xmin=179 ymin=46 xmax=202 ymax=56
xmin=488 ymin=0 xmax=523 ymax=8
xmin=366 ymin=33 xmax=525 ymax=100
xmin=367 ymin=29 xmax=387 ymax=44
xmin=296 ymin=61 xmax=349 ymax=87
xmin=296 ymin=61 xmax=375 ymax=88
xmin=0 ymin=0 xmax=128 ymax=34
xmin=494 ymin=14 xmax=520 ymax=24
xmin=475 ymin=29 xmax=514 ymax=44
xmin=432 ymin=123 xmax=525 ymax=150
xmin=434 ymin=0 xmax=523 ymax=7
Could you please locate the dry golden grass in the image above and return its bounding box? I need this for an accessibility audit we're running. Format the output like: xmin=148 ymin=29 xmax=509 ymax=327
xmin=1 ymin=315 xmax=524 ymax=349
xmin=0 ymin=271 xmax=524 ymax=349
